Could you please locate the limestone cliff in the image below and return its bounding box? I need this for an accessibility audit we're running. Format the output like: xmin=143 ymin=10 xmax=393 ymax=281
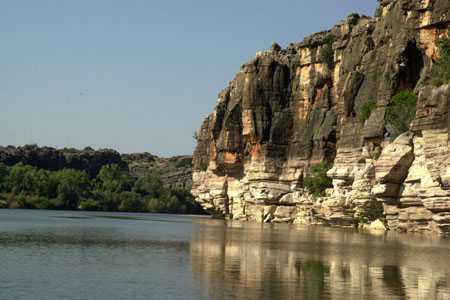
xmin=192 ymin=0 xmax=450 ymax=234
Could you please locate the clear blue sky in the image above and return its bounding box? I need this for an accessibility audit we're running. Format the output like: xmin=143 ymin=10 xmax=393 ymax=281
xmin=0 ymin=1 xmax=377 ymax=156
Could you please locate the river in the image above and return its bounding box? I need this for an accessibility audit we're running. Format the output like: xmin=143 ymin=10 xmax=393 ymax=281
xmin=0 ymin=209 xmax=449 ymax=299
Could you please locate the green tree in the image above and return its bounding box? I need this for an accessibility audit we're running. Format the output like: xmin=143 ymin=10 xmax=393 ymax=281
xmin=97 ymin=164 xmax=134 ymax=193
xmin=118 ymin=192 xmax=145 ymax=212
xmin=15 ymin=194 xmax=36 ymax=209
xmin=16 ymin=195 xmax=54 ymax=210
xmin=0 ymin=163 xmax=9 ymax=193
xmin=0 ymin=160 xmax=204 ymax=215
xmin=133 ymin=171 xmax=164 ymax=198
xmin=32 ymin=169 xmax=58 ymax=198
xmin=8 ymin=163 xmax=37 ymax=194
xmin=146 ymin=197 xmax=165 ymax=213
xmin=54 ymin=169 xmax=90 ymax=209
xmin=92 ymin=190 xmax=121 ymax=211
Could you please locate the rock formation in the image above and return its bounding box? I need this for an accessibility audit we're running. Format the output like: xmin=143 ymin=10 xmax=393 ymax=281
xmin=192 ymin=0 xmax=450 ymax=234
xmin=122 ymin=153 xmax=192 ymax=190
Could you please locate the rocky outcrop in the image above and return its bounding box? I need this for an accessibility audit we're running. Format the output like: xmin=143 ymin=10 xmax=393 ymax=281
xmin=121 ymin=152 xmax=158 ymax=177
xmin=192 ymin=0 xmax=450 ymax=234
xmin=122 ymin=153 xmax=193 ymax=190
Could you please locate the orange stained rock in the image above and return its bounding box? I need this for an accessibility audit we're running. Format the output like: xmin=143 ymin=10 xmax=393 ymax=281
xmin=223 ymin=152 xmax=238 ymax=164
xmin=250 ymin=143 xmax=263 ymax=161
xmin=419 ymin=27 xmax=448 ymax=61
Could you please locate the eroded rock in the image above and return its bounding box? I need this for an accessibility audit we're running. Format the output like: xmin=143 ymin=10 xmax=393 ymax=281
xmin=192 ymin=0 xmax=450 ymax=235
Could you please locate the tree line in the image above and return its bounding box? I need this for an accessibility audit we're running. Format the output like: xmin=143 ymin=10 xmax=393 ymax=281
xmin=0 ymin=163 xmax=204 ymax=214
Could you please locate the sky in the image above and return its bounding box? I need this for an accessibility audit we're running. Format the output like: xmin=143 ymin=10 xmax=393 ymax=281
xmin=0 ymin=1 xmax=378 ymax=156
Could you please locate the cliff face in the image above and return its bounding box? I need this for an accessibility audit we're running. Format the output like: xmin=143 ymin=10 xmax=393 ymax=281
xmin=192 ymin=0 xmax=450 ymax=234
xmin=122 ymin=153 xmax=192 ymax=190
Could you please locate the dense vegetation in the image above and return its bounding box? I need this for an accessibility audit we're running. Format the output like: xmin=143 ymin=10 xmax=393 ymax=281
xmin=303 ymin=163 xmax=333 ymax=197
xmin=0 ymin=144 xmax=126 ymax=177
xmin=386 ymin=90 xmax=418 ymax=134
xmin=0 ymin=163 xmax=204 ymax=214
xmin=429 ymin=30 xmax=450 ymax=86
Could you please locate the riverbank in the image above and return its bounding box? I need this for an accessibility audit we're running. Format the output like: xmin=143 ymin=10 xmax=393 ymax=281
xmin=0 ymin=162 xmax=204 ymax=215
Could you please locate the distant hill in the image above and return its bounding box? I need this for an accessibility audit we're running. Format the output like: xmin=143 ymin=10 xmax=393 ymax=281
xmin=0 ymin=145 xmax=192 ymax=191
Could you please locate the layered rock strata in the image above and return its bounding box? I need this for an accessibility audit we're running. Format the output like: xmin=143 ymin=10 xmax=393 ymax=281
xmin=192 ymin=0 xmax=450 ymax=234
xmin=122 ymin=153 xmax=193 ymax=190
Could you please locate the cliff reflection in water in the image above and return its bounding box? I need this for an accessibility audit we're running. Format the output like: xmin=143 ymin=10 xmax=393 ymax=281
xmin=190 ymin=220 xmax=450 ymax=300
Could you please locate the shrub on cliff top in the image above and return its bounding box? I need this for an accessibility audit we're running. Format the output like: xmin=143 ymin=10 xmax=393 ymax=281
xmin=303 ymin=163 xmax=333 ymax=197
xmin=386 ymin=90 xmax=417 ymax=134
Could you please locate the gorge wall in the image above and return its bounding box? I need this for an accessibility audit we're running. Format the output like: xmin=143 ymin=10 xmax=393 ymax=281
xmin=123 ymin=153 xmax=192 ymax=190
xmin=192 ymin=0 xmax=450 ymax=234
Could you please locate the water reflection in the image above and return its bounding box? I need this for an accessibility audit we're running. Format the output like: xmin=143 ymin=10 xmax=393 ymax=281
xmin=190 ymin=220 xmax=450 ymax=300
xmin=1 ymin=210 xmax=450 ymax=300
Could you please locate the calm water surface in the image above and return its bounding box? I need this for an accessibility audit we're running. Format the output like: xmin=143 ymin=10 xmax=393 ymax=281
xmin=1 ymin=210 xmax=450 ymax=300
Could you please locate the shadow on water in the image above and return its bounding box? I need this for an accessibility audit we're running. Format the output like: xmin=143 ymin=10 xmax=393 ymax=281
xmin=49 ymin=216 xmax=93 ymax=220
xmin=0 ymin=231 xmax=190 ymax=251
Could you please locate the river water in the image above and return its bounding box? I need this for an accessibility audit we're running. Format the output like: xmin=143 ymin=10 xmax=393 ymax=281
xmin=0 ymin=210 xmax=449 ymax=300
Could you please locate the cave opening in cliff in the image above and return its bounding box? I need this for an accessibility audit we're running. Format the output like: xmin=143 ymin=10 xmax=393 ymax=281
xmin=395 ymin=40 xmax=424 ymax=92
